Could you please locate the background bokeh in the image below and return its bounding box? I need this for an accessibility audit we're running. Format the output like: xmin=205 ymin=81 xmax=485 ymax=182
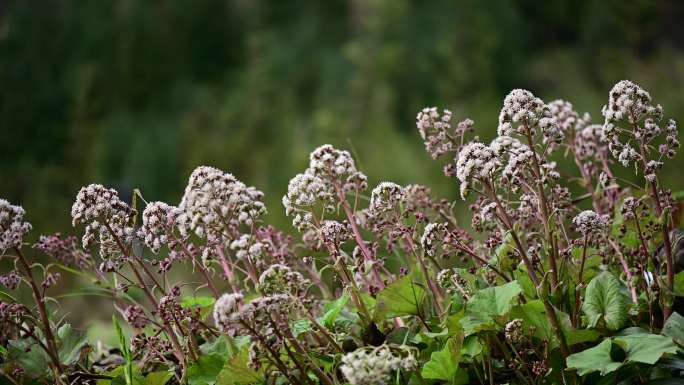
xmin=2 ymin=0 xmax=684 ymax=245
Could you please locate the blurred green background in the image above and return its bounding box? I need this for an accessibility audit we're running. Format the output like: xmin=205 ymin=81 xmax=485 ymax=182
xmin=2 ymin=0 xmax=684 ymax=238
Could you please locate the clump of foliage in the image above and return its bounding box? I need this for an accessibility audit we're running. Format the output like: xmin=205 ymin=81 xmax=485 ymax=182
xmin=1 ymin=80 xmax=684 ymax=384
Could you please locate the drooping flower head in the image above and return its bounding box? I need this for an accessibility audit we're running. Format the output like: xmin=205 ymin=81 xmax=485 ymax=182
xmin=71 ymin=184 xmax=136 ymax=265
xmin=138 ymin=201 xmax=176 ymax=253
xmin=0 ymin=199 xmax=32 ymax=253
xmin=213 ymin=292 xmax=244 ymax=334
xmin=455 ymin=142 xmax=501 ymax=199
xmin=369 ymin=182 xmax=406 ymax=214
xmin=257 ymin=264 xmax=310 ymax=297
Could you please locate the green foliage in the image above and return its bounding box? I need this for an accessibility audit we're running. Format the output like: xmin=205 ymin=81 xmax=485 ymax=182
xmin=113 ymin=316 xmax=133 ymax=385
xmin=215 ymin=346 xmax=261 ymax=385
xmin=56 ymin=324 xmax=88 ymax=365
xmin=567 ymin=339 xmax=622 ymax=376
xmin=662 ymin=312 xmax=684 ymax=345
xmin=187 ymin=354 xmax=225 ymax=385
xmin=374 ymin=274 xmax=427 ymax=319
xmin=567 ymin=334 xmax=679 ymax=377
xmin=320 ymin=290 xmax=351 ymax=329
xmin=421 ymin=336 xmax=465 ymax=382
xmin=582 ymin=272 xmax=628 ymax=331
xmin=461 ymin=280 xmax=521 ymax=335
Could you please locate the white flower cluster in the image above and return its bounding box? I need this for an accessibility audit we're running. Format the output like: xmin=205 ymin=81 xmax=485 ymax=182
xmin=282 ymin=172 xmax=334 ymax=231
xmin=416 ymin=107 xmax=452 ymax=142
xmin=71 ymin=184 xmax=136 ymax=260
xmin=455 ymin=142 xmax=501 ymax=199
xmin=548 ymin=100 xmax=582 ymax=133
xmin=490 ymin=136 xmax=534 ymax=188
xmin=498 ymin=89 xmax=547 ymax=136
xmin=369 ymin=182 xmax=406 ymax=214
xmin=0 ymin=199 xmax=32 ymax=253
xmin=176 ymin=166 xmax=266 ymax=238
xmin=213 ymin=292 xmax=244 ymax=334
xmin=601 ymin=81 xmax=679 ymax=169
xmin=283 ymin=145 xmax=367 ymax=231
xmin=572 ymin=210 xmax=610 ymax=235
xmin=318 ymin=220 xmax=350 ymax=247
xmin=308 ymin=144 xmax=366 ymax=187
xmin=416 ymin=107 xmax=460 ymax=159
xmin=602 ymin=80 xmax=662 ymax=124
xmin=229 ymin=234 xmax=267 ymax=261
xmin=575 ymin=124 xmax=605 ymax=160
xmin=421 ymin=222 xmax=451 ymax=257
xmin=340 ymin=346 xmax=417 ymax=385
xmin=644 ymin=160 xmax=663 ymax=183
xmin=138 ymin=201 xmax=175 ymax=253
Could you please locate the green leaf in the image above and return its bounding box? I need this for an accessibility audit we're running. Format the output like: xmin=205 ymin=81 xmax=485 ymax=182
xmin=566 ymin=339 xmax=622 ymax=376
xmin=181 ymin=296 xmax=216 ymax=309
xmin=421 ymin=335 xmax=463 ymax=380
xmin=460 ymin=281 xmax=521 ymax=336
xmin=113 ymin=316 xmax=133 ymax=385
xmin=565 ymin=329 xmax=601 ymax=346
xmin=143 ymin=371 xmax=173 ymax=385
xmin=613 ymin=334 xmax=678 ymax=364
xmin=320 ymin=290 xmax=350 ymax=329
xmin=181 ymin=296 xmax=216 ymax=319
xmin=582 ymin=272 xmax=628 ymax=330
xmin=7 ymin=339 xmax=50 ymax=377
xmin=374 ymin=274 xmax=426 ymax=319
xmin=662 ymin=312 xmax=684 ymax=345
xmin=216 ymin=346 xmax=261 ymax=385
xmin=511 ymin=300 xmax=554 ymax=341
xmin=673 ymin=272 xmax=684 ymax=297
xmin=0 ymin=290 xmax=18 ymax=303
xmin=187 ymin=353 xmax=226 ymax=385
xmin=291 ymin=319 xmax=312 ymax=337
xmin=491 ymin=232 xmax=515 ymax=272
xmin=57 ymin=323 xmax=88 ymax=365
xmin=461 ymin=336 xmax=482 ymax=359
xmin=467 ymin=281 xmax=522 ymax=318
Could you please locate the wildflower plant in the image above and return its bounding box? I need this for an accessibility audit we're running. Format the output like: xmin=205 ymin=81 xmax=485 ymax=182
xmin=1 ymin=80 xmax=684 ymax=384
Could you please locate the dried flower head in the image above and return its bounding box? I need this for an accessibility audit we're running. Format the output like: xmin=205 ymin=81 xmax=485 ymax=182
xmin=0 ymin=199 xmax=32 ymax=253
xmin=504 ymin=318 xmax=524 ymax=344
xmin=33 ymin=233 xmax=93 ymax=269
xmin=124 ymin=305 xmax=149 ymax=329
xmin=0 ymin=271 xmax=21 ymax=290
xmin=257 ymin=264 xmax=310 ymax=297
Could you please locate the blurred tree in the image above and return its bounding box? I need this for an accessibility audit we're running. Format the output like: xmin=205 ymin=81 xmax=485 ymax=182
xmin=0 ymin=0 xmax=683 ymax=237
